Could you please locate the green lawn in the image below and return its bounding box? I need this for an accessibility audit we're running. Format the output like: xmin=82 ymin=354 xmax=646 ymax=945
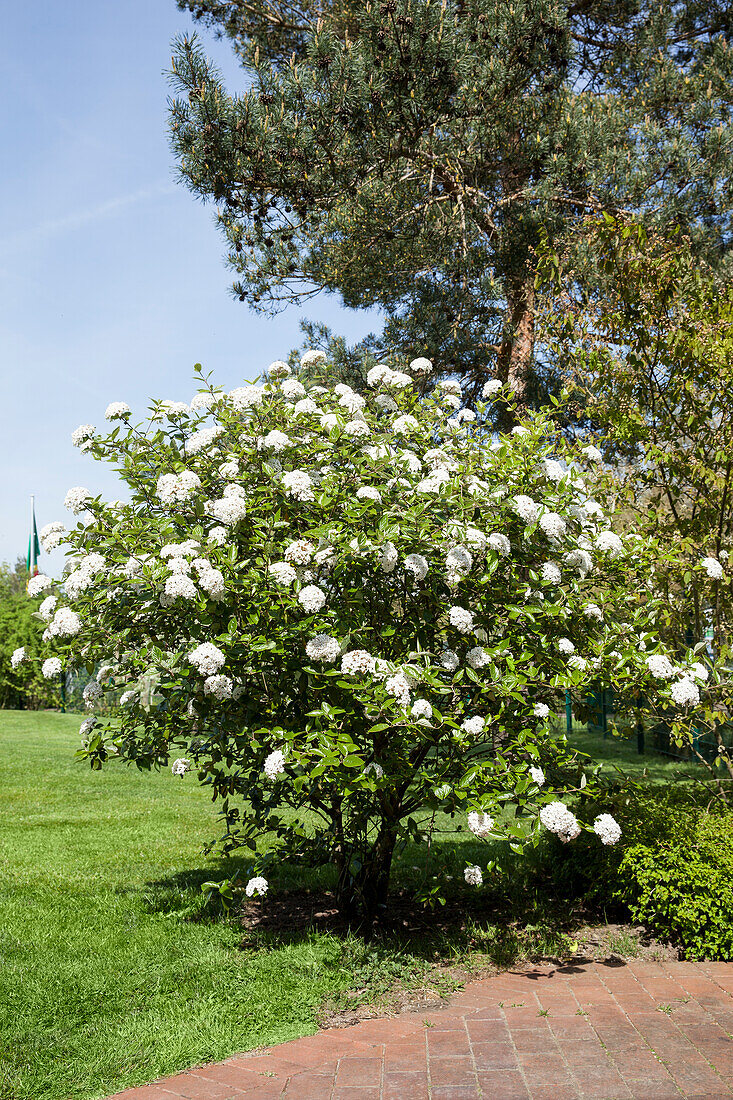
xmin=0 ymin=709 xmax=709 ymax=1100
xmin=0 ymin=710 xmax=356 ymax=1100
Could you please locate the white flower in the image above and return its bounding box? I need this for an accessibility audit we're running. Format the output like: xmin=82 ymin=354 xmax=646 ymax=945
xmin=245 ymin=876 xmax=269 ymax=898
xmin=593 ymin=813 xmax=621 ymax=845
xmin=564 ymin=549 xmax=593 ymax=576
xmin=298 ymin=585 xmax=326 ymax=613
xmin=27 ymin=574 xmax=52 ymax=597
xmin=188 ymin=642 xmax=226 ymax=676
xmin=385 ymin=672 xmax=411 ymax=706
xmin=449 ymin=606 xmax=474 ymax=634
xmin=529 ymin=766 xmax=545 ymax=786
xmin=204 ymin=673 xmax=233 ymax=700
xmin=439 ymin=379 xmax=462 ymax=395
xmin=375 ymin=394 xmax=398 ymax=414
xmin=71 ymin=424 xmax=95 ymax=449
xmin=105 ymin=401 xmax=131 ymax=420
xmin=557 ymin=637 xmax=575 ymax=655
xmin=11 ymin=647 xmax=26 ymax=669
xmin=404 ymin=553 xmax=428 ymax=581
xmin=367 ymin=364 xmax=389 ymax=387
xmin=284 ymin=540 xmax=314 ymax=566
xmin=542 ymin=459 xmax=566 ymax=482
xmin=156 ymin=471 xmax=201 ymax=504
xmin=38 ymin=595 xmax=58 ymax=622
xmin=363 ymin=761 xmax=384 ymax=780
xmin=300 ymin=349 xmax=327 ymax=368
xmin=341 ymin=650 xmax=376 ymax=676
xmin=533 ymin=703 xmax=550 ymax=720
xmin=64 ymin=487 xmax=92 ymax=514
xmin=539 ymin=512 xmax=567 ymax=540
xmin=464 ymin=865 xmax=483 ymax=886
xmin=670 ymin=677 xmax=700 ymax=707
xmin=582 ymin=445 xmax=603 ymax=462
xmin=208 ymin=526 xmax=228 ymax=546
xmin=446 ymin=545 xmax=472 ymax=582
xmin=208 ymin=492 xmax=247 ymax=525
xmin=416 ymin=469 xmax=450 ymax=494
xmin=702 ymin=556 xmax=724 ymax=580
xmin=171 ymin=758 xmax=191 ymax=777
xmin=540 ymin=562 xmax=562 ymax=584
xmin=83 ymin=680 xmax=103 ymax=708
xmin=568 ymin=654 xmax=587 ymax=671
xmin=392 ymin=414 xmax=419 ymax=435
xmin=160 ymin=400 xmax=190 ymax=419
xmin=268 ymin=359 xmax=291 ymax=379
xmin=281 ymin=379 xmax=307 ymax=402
xmin=411 ymin=698 xmax=433 ymax=720
xmin=270 ymin=562 xmax=297 ymax=586
xmin=198 ymin=568 xmax=226 ymax=599
xmin=120 ymin=690 xmax=137 ymax=706
xmin=467 ymin=811 xmax=493 ymax=838
xmin=294 ymin=397 xmax=319 ymax=417
xmin=343 ymin=419 xmax=370 ymax=438
xmin=690 ymin=662 xmax=709 ymax=682
xmin=482 ymin=379 xmax=503 ymax=398
xmin=583 ymin=604 xmax=603 ymax=621
xmin=185 ymin=426 xmax=223 ymax=455
xmin=229 ymin=385 xmax=264 ymax=409
xmin=442 ymin=394 xmax=461 ymax=411
xmin=382 ymin=369 xmax=412 ymax=390
xmin=540 ymin=802 xmax=581 ymax=842
xmin=306 ymin=634 xmax=340 ymax=663
xmin=409 ymin=356 xmax=433 ymax=375
xmin=42 ymin=657 xmax=62 ymax=679
xmin=487 ymin=533 xmax=511 ymax=558
xmin=164 ymin=574 xmax=198 ymax=600
xmin=339 ymin=392 xmax=366 ymax=415
xmin=379 ymin=542 xmax=399 ymax=574
xmin=190 ymin=391 xmax=216 ymax=411
xmin=466 ymin=646 xmax=490 ymax=670
xmin=513 ymin=495 xmax=540 ymax=524
xmin=264 ymin=749 xmax=286 ymax=781
xmin=40 ymin=522 xmax=66 ymax=552
xmin=356 ymin=486 xmax=382 ymax=502
xmin=595 ymin=531 xmax=624 ymax=558
xmin=461 ymin=716 xmax=485 ymax=736
xmin=646 ymin=653 xmax=676 ymax=680
xmin=260 ymin=430 xmax=291 ymax=452
xmin=50 ymin=607 xmax=82 ymax=637
xmin=440 ymin=649 xmax=459 ymax=671
xmin=161 ymin=540 xmax=200 ymax=559
xmin=283 ymin=470 xmax=315 ymax=501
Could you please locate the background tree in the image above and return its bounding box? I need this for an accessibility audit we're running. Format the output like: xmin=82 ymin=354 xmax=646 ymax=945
xmin=170 ymin=0 xmax=733 ymax=404
xmin=538 ymin=214 xmax=733 ymax=791
xmin=0 ymin=559 xmax=58 ymax=710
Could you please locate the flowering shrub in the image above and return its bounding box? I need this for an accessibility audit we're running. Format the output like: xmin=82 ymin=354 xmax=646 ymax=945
xmin=29 ymin=353 xmax=711 ymax=920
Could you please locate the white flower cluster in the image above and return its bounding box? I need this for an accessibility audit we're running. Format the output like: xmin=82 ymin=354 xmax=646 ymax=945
xmin=284 ymin=539 xmax=314 ymax=565
xmin=513 ymin=495 xmax=540 ymax=524
xmin=11 ymin=647 xmax=26 ymax=668
xmin=282 ymin=470 xmax=315 ymax=501
xmin=72 ymin=424 xmax=96 ymax=449
xmin=449 ymin=606 xmax=474 ymax=634
xmin=27 ymin=573 xmax=52 ymax=597
xmin=464 ymin=865 xmax=483 ymax=886
xmin=670 ymin=677 xmax=700 ymax=707
xmin=171 ymin=758 xmax=191 ymax=777
xmin=156 ymin=471 xmax=201 ymax=504
xmin=64 ymin=487 xmax=92 ymax=514
xmin=105 ymin=401 xmax=131 ymax=420
xmin=539 ymin=801 xmax=581 ymax=843
xmin=42 ymin=657 xmax=62 ymax=679
xmin=645 ymin=654 xmax=676 ymax=680
xmin=40 ymin=521 xmax=66 ymax=552
xmin=702 ymin=556 xmax=724 ymax=580
xmin=341 ymin=649 xmax=375 ymax=676
xmin=204 ymin=673 xmax=233 ymax=700
xmin=298 ymin=585 xmax=326 ymax=613
xmin=245 ymin=876 xmax=268 ymax=898
xmin=306 ymin=634 xmax=340 ymax=663
xmin=264 ymin=749 xmax=286 ymax=780
xmin=188 ymin=642 xmax=226 ymax=676
xmin=593 ymin=813 xmax=621 ymax=845
xmin=467 ymin=811 xmax=493 ymax=838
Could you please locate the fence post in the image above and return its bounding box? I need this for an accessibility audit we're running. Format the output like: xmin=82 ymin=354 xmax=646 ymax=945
xmin=565 ymin=691 xmax=572 ymax=736
xmin=636 ymin=712 xmax=645 ymax=755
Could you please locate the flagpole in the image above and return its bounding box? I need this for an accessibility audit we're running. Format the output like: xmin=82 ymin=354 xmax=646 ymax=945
xmin=29 ymin=496 xmax=37 ymax=575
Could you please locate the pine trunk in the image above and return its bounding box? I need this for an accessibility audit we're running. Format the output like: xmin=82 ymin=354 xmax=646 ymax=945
xmin=497 ymin=267 xmax=536 ymax=407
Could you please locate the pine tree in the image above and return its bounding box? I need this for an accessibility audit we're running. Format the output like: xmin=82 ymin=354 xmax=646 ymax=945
xmin=170 ymin=0 xmax=733 ymax=403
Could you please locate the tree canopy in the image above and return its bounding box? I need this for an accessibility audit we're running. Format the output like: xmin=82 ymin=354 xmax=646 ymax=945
xmin=170 ymin=0 xmax=733 ymax=402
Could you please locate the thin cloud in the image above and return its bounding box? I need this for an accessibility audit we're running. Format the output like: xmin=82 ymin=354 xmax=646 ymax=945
xmin=0 ymin=182 xmax=177 ymax=257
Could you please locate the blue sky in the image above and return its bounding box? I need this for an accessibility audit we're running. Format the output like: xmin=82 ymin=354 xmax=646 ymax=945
xmin=1 ymin=1 xmax=378 ymax=575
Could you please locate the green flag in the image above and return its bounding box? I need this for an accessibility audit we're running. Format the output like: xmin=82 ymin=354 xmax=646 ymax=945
xmin=27 ymin=499 xmax=40 ymax=575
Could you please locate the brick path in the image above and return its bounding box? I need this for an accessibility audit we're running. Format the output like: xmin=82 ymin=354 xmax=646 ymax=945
xmin=110 ymin=959 xmax=733 ymax=1100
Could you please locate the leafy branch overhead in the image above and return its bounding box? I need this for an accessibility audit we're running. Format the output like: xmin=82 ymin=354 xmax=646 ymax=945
xmin=170 ymin=0 xmax=733 ymax=401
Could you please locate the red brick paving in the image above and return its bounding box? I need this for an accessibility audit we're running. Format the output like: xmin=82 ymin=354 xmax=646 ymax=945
xmin=108 ymin=959 xmax=733 ymax=1099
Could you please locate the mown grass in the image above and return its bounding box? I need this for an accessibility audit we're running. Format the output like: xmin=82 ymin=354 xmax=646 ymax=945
xmin=0 ymin=709 xmax=705 ymax=1100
